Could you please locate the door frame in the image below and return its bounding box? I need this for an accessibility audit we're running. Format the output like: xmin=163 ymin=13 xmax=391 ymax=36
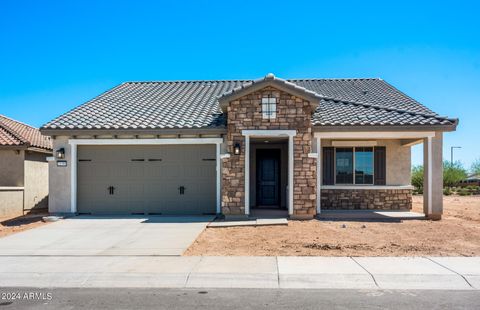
xmin=242 ymin=130 xmax=296 ymax=216
xmin=68 ymin=138 xmax=223 ymax=214
xmin=255 ymin=148 xmax=281 ymax=207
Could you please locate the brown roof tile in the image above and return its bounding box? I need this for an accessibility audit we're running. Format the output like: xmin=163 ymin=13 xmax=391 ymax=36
xmin=0 ymin=115 xmax=52 ymax=150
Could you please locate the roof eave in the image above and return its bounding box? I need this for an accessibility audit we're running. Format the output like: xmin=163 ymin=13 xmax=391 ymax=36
xmin=39 ymin=127 xmax=227 ymax=137
xmin=312 ymin=123 xmax=458 ymax=132
xmin=26 ymin=146 xmax=53 ymax=154
xmin=0 ymin=144 xmax=29 ymax=150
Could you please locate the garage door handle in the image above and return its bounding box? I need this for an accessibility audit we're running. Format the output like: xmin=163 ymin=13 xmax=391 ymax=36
xmin=178 ymin=186 xmax=186 ymax=195
xmin=108 ymin=186 xmax=115 ymax=195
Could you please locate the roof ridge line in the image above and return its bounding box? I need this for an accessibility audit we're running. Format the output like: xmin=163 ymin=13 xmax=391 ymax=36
xmin=0 ymin=114 xmax=39 ymax=131
xmin=288 ymin=77 xmax=381 ymax=81
xmin=123 ymin=77 xmax=382 ymax=84
xmin=379 ymin=79 xmax=435 ymax=114
xmin=41 ymin=83 xmax=124 ymax=129
xmin=319 ymin=96 xmax=455 ymax=121
xmin=124 ymin=79 xmax=253 ymax=84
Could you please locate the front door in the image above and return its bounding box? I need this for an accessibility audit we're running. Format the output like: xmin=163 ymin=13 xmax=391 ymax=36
xmin=256 ymin=149 xmax=280 ymax=206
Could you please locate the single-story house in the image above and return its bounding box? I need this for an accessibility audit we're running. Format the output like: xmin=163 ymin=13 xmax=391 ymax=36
xmin=41 ymin=74 xmax=457 ymax=220
xmin=0 ymin=115 xmax=52 ymax=218
xmin=458 ymin=174 xmax=480 ymax=187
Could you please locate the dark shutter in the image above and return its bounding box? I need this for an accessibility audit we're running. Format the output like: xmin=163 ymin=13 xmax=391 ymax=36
xmin=374 ymin=146 xmax=386 ymax=185
xmin=323 ymin=147 xmax=335 ymax=185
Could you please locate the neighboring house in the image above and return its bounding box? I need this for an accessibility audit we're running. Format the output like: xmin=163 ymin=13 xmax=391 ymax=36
xmin=0 ymin=115 xmax=52 ymax=218
xmin=40 ymin=74 xmax=457 ymax=220
xmin=458 ymin=174 xmax=480 ymax=187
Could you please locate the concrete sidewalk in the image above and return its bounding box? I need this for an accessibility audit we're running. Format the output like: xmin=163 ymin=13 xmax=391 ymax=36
xmin=0 ymin=256 xmax=479 ymax=290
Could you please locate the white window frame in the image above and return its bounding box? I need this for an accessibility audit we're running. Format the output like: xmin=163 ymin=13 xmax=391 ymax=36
xmin=334 ymin=146 xmax=375 ymax=185
xmin=261 ymin=96 xmax=277 ymax=119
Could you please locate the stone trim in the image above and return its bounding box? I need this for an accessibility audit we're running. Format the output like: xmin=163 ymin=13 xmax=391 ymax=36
xmin=222 ymin=86 xmax=316 ymax=217
xmin=321 ymin=188 xmax=412 ymax=210
xmin=322 ymin=185 xmax=414 ymax=190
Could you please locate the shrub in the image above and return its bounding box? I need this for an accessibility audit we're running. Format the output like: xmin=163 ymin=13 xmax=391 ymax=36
xmin=443 ymin=188 xmax=452 ymax=196
xmin=411 ymin=165 xmax=424 ymax=191
xmin=471 ymin=158 xmax=480 ymax=175
xmin=443 ymin=161 xmax=468 ymax=188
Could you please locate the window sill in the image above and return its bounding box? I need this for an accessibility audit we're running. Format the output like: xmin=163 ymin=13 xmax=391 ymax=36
xmin=321 ymin=185 xmax=414 ymax=190
xmin=0 ymin=186 xmax=25 ymax=191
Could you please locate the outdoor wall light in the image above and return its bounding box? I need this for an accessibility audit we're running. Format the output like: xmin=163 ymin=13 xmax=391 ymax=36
xmin=234 ymin=143 xmax=241 ymax=155
xmin=56 ymin=148 xmax=65 ymax=159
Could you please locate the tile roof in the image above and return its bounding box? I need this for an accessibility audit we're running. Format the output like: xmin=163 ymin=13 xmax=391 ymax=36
xmin=42 ymin=75 xmax=457 ymax=130
xmin=219 ymin=73 xmax=322 ymax=103
xmin=0 ymin=115 xmax=52 ymax=150
xmin=313 ymin=99 xmax=455 ymax=126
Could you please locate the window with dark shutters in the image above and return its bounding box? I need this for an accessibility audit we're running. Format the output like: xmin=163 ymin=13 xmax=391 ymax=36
xmin=322 ymin=147 xmax=335 ymax=185
xmin=374 ymin=146 xmax=386 ymax=185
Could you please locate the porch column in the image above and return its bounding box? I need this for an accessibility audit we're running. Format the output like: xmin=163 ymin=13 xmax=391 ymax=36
xmin=70 ymin=142 xmax=77 ymax=213
xmin=288 ymin=135 xmax=294 ymax=215
xmin=244 ymin=135 xmax=250 ymax=215
xmin=216 ymin=142 xmax=221 ymax=214
xmin=316 ymin=137 xmax=321 ymax=214
xmin=423 ymin=132 xmax=443 ymax=220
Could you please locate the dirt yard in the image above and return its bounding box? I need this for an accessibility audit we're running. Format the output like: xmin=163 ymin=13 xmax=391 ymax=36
xmin=0 ymin=214 xmax=49 ymax=238
xmin=185 ymin=195 xmax=480 ymax=256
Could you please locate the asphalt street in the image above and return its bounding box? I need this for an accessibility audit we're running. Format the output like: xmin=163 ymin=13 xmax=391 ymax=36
xmin=1 ymin=288 xmax=479 ymax=310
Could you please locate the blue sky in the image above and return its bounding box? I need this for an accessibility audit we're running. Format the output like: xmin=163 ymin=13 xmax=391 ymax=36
xmin=1 ymin=0 xmax=479 ymax=169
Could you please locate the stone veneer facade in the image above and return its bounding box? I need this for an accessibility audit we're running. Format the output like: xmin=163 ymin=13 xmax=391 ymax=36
xmin=321 ymin=189 xmax=413 ymax=210
xmin=221 ymin=86 xmax=317 ymax=218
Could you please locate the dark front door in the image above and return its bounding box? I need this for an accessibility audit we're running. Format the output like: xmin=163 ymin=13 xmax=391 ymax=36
xmin=256 ymin=149 xmax=280 ymax=206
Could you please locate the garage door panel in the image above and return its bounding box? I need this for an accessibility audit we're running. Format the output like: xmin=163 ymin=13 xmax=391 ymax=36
xmin=77 ymin=145 xmax=216 ymax=215
xmin=126 ymin=162 xmax=144 ymax=178
xmin=161 ymin=164 xmax=184 ymax=179
xmin=144 ymin=162 xmax=165 ymax=178
xmin=197 ymin=164 xmax=216 ymax=179
xmin=161 ymin=146 xmax=183 ymax=162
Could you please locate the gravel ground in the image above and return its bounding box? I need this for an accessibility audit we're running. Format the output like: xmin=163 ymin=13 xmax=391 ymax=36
xmin=185 ymin=195 xmax=480 ymax=256
xmin=0 ymin=214 xmax=49 ymax=238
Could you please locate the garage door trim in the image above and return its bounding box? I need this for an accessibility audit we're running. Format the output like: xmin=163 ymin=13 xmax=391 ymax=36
xmin=68 ymin=138 xmax=223 ymax=214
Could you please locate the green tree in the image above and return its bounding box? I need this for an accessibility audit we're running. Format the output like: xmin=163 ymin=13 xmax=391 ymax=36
xmin=443 ymin=161 xmax=467 ymax=187
xmin=411 ymin=165 xmax=424 ymax=191
xmin=470 ymin=158 xmax=480 ymax=175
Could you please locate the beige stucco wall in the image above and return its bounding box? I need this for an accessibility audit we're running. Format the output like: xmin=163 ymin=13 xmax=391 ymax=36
xmin=24 ymin=151 xmax=49 ymax=211
xmin=48 ymin=136 xmax=72 ymax=214
xmin=321 ymin=139 xmax=411 ymax=186
xmin=383 ymin=140 xmax=411 ymax=185
xmin=0 ymin=188 xmax=24 ymax=218
xmin=0 ymin=149 xmax=24 ymax=186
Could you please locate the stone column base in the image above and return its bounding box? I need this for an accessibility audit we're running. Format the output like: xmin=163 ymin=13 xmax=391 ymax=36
xmin=427 ymin=213 xmax=442 ymax=221
xmin=289 ymin=214 xmax=315 ymax=220
xmin=224 ymin=214 xmax=250 ymax=221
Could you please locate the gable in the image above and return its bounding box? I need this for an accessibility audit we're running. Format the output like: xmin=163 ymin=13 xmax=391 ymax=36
xmin=218 ymin=73 xmax=320 ymax=112
xmin=226 ymin=86 xmax=314 ymax=132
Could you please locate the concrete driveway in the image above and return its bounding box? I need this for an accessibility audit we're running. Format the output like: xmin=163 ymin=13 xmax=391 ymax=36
xmin=0 ymin=215 xmax=214 ymax=256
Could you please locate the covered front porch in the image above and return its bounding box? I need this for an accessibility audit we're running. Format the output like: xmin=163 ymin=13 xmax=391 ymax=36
xmin=314 ymin=130 xmax=443 ymax=219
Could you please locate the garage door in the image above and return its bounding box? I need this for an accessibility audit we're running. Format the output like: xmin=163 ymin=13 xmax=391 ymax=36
xmin=77 ymin=145 xmax=216 ymax=215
